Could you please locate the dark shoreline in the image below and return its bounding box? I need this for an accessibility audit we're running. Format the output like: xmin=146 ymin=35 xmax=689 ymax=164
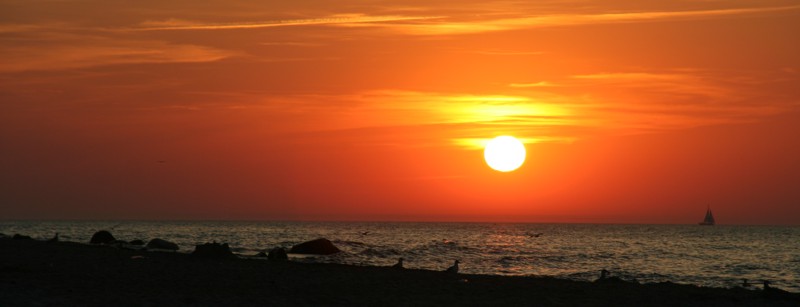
xmin=1 ymin=237 xmax=797 ymax=306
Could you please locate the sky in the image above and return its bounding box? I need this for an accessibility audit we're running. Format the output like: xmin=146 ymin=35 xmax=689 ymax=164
xmin=1 ymin=0 xmax=799 ymax=224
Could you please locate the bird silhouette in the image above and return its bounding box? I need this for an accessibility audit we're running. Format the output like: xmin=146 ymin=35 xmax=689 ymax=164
xmin=446 ymin=260 xmax=460 ymax=274
xmin=741 ymin=279 xmax=750 ymax=288
xmin=761 ymin=280 xmax=791 ymax=298
xmin=599 ymin=269 xmax=610 ymax=280
xmin=595 ymin=269 xmax=626 ymax=283
xmin=392 ymin=258 xmax=404 ymax=269
xmin=47 ymin=232 xmax=59 ymax=243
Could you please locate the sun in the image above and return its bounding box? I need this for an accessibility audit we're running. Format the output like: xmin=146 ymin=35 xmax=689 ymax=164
xmin=484 ymin=136 xmax=526 ymax=172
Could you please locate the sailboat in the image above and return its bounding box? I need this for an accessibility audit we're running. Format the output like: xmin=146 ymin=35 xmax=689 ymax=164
xmin=698 ymin=207 xmax=715 ymax=226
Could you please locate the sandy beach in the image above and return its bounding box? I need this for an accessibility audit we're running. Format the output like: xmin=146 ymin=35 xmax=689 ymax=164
xmin=1 ymin=236 xmax=797 ymax=306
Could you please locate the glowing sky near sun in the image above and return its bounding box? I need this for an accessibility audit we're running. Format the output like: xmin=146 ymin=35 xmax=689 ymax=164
xmin=1 ymin=0 xmax=799 ymax=224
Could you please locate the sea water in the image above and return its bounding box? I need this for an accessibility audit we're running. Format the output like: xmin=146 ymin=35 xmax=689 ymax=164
xmin=2 ymin=221 xmax=798 ymax=292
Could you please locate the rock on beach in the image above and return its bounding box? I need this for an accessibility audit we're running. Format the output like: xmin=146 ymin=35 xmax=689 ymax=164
xmin=192 ymin=243 xmax=235 ymax=259
xmin=267 ymin=247 xmax=288 ymax=261
xmin=89 ymin=231 xmax=115 ymax=244
xmin=289 ymin=238 xmax=340 ymax=255
xmin=145 ymin=238 xmax=179 ymax=251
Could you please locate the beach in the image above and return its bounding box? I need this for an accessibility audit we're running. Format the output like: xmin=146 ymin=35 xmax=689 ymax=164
xmin=1 ymin=236 xmax=797 ymax=306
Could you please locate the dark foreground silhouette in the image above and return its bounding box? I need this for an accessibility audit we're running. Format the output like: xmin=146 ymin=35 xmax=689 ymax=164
xmin=1 ymin=237 xmax=797 ymax=306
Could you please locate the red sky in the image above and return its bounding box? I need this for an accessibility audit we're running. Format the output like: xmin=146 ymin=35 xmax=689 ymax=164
xmin=1 ymin=1 xmax=799 ymax=224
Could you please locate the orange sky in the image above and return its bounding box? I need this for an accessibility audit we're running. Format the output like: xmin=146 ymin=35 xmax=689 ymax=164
xmin=1 ymin=0 xmax=799 ymax=224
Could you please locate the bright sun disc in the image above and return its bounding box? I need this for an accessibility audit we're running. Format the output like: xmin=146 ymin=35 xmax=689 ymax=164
xmin=484 ymin=136 xmax=526 ymax=172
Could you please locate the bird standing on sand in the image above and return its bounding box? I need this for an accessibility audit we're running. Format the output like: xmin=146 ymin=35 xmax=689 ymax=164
xmin=47 ymin=232 xmax=59 ymax=243
xmin=392 ymin=258 xmax=404 ymax=269
xmin=599 ymin=269 xmax=610 ymax=280
xmin=596 ymin=269 xmax=627 ymax=283
xmin=760 ymin=279 xmax=791 ymax=297
xmin=446 ymin=260 xmax=460 ymax=274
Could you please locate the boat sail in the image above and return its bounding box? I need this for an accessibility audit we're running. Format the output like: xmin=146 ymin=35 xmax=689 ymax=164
xmin=698 ymin=207 xmax=715 ymax=226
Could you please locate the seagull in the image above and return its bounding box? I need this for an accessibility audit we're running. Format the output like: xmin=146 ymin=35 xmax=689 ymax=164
xmin=47 ymin=232 xmax=59 ymax=243
xmin=599 ymin=269 xmax=610 ymax=280
xmin=392 ymin=258 xmax=404 ymax=269
xmin=596 ymin=269 xmax=626 ymax=283
xmin=446 ymin=260 xmax=460 ymax=274
xmin=760 ymin=280 xmax=791 ymax=297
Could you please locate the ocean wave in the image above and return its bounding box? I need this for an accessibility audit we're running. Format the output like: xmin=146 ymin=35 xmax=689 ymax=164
xmin=358 ymin=248 xmax=400 ymax=257
xmin=332 ymin=239 xmax=367 ymax=247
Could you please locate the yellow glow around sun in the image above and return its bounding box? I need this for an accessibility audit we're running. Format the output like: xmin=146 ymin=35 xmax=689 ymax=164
xmin=484 ymin=136 xmax=526 ymax=172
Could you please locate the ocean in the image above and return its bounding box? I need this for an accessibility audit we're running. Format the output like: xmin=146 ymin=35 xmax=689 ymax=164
xmin=2 ymin=221 xmax=798 ymax=292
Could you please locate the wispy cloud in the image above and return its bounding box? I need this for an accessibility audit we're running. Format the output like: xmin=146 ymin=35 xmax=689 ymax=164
xmin=133 ymin=14 xmax=441 ymax=31
xmin=509 ymin=81 xmax=557 ymax=88
xmin=573 ymin=72 xmax=730 ymax=98
xmin=0 ymin=24 xmax=55 ymax=34
xmin=258 ymin=42 xmax=324 ymax=47
xmin=349 ymin=5 xmax=800 ymax=35
xmin=344 ymin=90 xmax=574 ymax=127
xmin=261 ymin=90 xmax=583 ymax=148
xmin=0 ymin=39 xmax=234 ymax=72
xmin=453 ymin=136 xmax=577 ymax=150
xmin=470 ymin=50 xmax=545 ymax=56
xmin=561 ymin=70 xmax=799 ymax=134
xmin=289 ymin=66 xmax=798 ymax=148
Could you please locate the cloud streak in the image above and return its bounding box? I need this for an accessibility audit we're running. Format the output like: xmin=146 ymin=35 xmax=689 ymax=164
xmin=0 ymin=39 xmax=234 ymax=72
xmin=133 ymin=14 xmax=442 ymax=31
xmin=349 ymin=5 xmax=800 ymax=35
xmin=292 ymin=66 xmax=798 ymax=148
xmin=509 ymin=82 xmax=557 ymax=88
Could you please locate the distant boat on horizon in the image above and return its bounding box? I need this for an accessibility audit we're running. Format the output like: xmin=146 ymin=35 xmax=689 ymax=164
xmin=699 ymin=207 xmax=715 ymax=226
